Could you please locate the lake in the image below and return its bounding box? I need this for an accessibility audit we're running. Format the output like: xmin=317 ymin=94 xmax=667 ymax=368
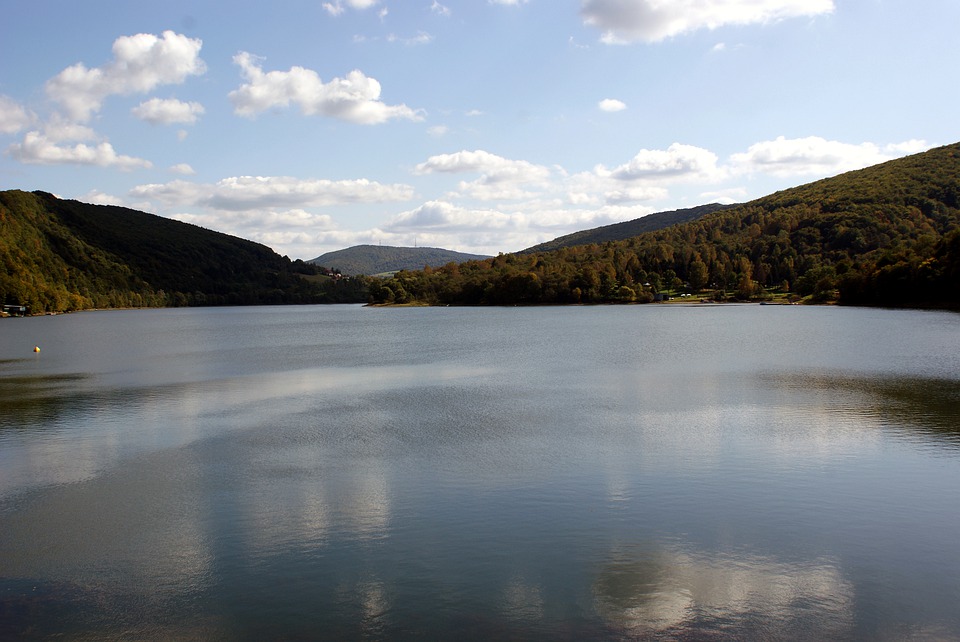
xmin=1 ymin=304 xmax=959 ymax=640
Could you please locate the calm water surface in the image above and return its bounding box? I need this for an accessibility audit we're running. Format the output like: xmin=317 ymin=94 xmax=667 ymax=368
xmin=1 ymin=304 xmax=959 ymax=640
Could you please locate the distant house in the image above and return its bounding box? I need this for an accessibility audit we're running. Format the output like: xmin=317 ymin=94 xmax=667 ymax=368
xmin=2 ymin=304 xmax=28 ymax=316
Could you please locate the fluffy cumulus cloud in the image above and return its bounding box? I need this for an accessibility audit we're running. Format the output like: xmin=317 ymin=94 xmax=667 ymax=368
xmin=415 ymin=149 xmax=553 ymax=200
xmin=0 ymin=95 xmax=33 ymax=134
xmin=415 ymin=149 xmax=551 ymax=183
xmin=132 ymin=97 xmax=205 ymax=125
xmin=598 ymin=98 xmax=627 ymax=112
xmin=387 ymin=200 xmax=512 ymax=231
xmin=34 ymin=116 xmax=98 ymax=144
xmin=597 ymin=143 xmax=721 ymax=181
xmin=130 ymin=175 xmax=414 ymax=211
xmin=562 ymin=166 xmax=671 ymax=206
xmin=174 ymin=207 xmax=335 ymax=233
xmin=322 ymin=0 xmax=379 ymax=16
xmin=885 ymin=139 xmax=932 ymax=155
xmin=229 ymin=52 xmax=424 ymax=124
xmin=169 ymin=207 xmax=339 ymax=259
xmin=603 ymin=186 xmax=669 ymax=204
xmin=581 ymin=0 xmax=835 ymax=44
xmin=80 ymin=190 xmax=126 ymax=206
xmin=169 ymin=163 xmax=196 ymax=175
xmin=7 ymin=130 xmax=151 ymax=169
xmin=45 ymin=31 xmax=206 ymax=122
xmin=378 ymin=197 xmax=658 ymax=255
xmin=728 ymin=136 xmax=932 ymax=177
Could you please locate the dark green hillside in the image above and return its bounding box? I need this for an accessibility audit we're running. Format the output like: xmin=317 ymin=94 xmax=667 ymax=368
xmin=0 ymin=190 xmax=368 ymax=313
xmin=310 ymin=244 xmax=490 ymax=276
xmin=368 ymin=143 xmax=960 ymax=308
xmin=520 ymin=203 xmax=733 ymax=254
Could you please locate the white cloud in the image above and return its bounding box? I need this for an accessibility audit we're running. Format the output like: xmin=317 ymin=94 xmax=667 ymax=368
xmin=380 ymin=200 xmax=551 ymax=254
xmin=415 ymin=149 xmax=551 ymax=183
xmin=132 ymin=97 xmax=205 ymax=125
xmin=170 ymin=207 xmax=339 ymax=258
xmin=386 ymin=31 xmax=434 ymax=46
xmin=454 ymin=181 xmax=540 ymax=202
xmin=427 ymin=125 xmax=449 ymax=137
xmin=375 ymin=198 xmax=659 ymax=255
xmin=581 ymin=0 xmax=835 ymax=44
xmin=0 ymin=95 xmax=33 ymax=134
xmin=884 ymin=139 xmax=931 ymax=155
xmin=699 ymin=186 xmax=748 ymax=204
xmin=170 ymin=163 xmax=196 ymax=175
xmin=45 ymin=31 xmax=206 ymax=122
xmin=322 ymin=0 xmax=380 ymax=16
xmin=431 ymin=1 xmax=451 ymax=17
xmin=728 ymin=136 xmax=930 ymax=177
xmin=32 ymin=116 xmax=96 ymax=143
xmin=174 ymin=208 xmax=335 ymax=232
xmin=598 ymin=98 xmax=627 ymax=112
xmin=489 ymin=0 xmax=528 ymax=5
xmin=415 ymin=150 xmax=553 ymax=201
xmin=130 ymin=175 xmax=414 ymax=210
xmin=604 ymin=186 xmax=669 ymax=204
xmin=81 ymin=190 xmax=125 ymax=206
xmin=597 ymin=143 xmax=721 ymax=181
xmin=322 ymin=2 xmax=345 ymax=16
xmin=562 ymin=165 xmax=674 ymax=207
xmin=229 ymin=52 xmax=424 ymax=124
xmin=7 ymin=130 xmax=151 ymax=169
xmin=387 ymin=200 xmax=512 ymax=231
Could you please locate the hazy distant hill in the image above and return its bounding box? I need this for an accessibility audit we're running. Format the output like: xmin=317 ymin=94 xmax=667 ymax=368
xmin=520 ymin=203 xmax=734 ymax=253
xmin=309 ymin=245 xmax=491 ymax=275
xmin=0 ymin=190 xmax=367 ymax=313
xmin=368 ymin=142 xmax=960 ymax=308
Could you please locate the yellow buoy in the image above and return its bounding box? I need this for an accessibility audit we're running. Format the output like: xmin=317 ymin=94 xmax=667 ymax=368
xmin=33 ymin=346 xmax=40 ymax=353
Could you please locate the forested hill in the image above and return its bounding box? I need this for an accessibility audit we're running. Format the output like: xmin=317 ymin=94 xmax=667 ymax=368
xmin=0 ymin=190 xmax=367 ymax=313
xmin=309 ymin=245 xmax=490 ymax=275
xmin=368 ymin=142 xmax=960 ymax=308
xmin=520 ymin=203 xmax=734 ymax=254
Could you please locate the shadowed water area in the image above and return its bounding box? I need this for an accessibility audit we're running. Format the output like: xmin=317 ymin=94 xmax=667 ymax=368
xmin=1 ymin=304 xmax=959 ymax=639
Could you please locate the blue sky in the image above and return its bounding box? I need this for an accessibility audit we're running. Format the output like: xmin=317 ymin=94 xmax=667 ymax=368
xmin=1 ymin=1 xmax=957 ymax=260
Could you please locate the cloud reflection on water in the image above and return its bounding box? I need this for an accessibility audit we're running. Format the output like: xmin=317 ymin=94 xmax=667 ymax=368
xmin=0 ymin=362 xmax=490 ymax=498
xmin=592 ymin=543 xmax=854 ymax=638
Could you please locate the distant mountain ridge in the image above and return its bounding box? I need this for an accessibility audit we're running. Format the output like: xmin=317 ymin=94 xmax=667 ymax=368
xmin=309 ymin=245 xmax=491 ymax=275
xmin=521 ymin=203 xmax=735 ymax=253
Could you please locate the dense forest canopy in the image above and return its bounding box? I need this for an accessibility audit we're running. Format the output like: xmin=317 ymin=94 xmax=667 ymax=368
xmin=368 ymin=143 xmax=960 ymax=308
xmin=0 ymin=190 xmax=369 ymax=313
